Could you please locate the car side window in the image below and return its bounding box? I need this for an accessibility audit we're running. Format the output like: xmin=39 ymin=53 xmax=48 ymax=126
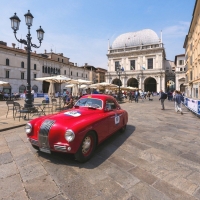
xmin=106 ymin=99 xmax=117 ymax=110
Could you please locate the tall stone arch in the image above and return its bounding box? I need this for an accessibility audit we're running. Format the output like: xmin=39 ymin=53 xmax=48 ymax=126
xmin=112 ymin=78 xmax=122 ymax=86
xmin=127 ymin=78 xmax=138 ymax=88
xmin=144 ymin=77 xmax=157 ymax=92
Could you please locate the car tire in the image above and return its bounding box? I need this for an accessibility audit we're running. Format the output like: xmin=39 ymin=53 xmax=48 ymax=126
xmin=75 ymin=131 xmax=97 ymax=163
xmin=120 ymin=124 xmax=127 ymax=133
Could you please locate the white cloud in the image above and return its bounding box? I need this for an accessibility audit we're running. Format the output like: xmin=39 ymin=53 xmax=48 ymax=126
xmin=162 ymin=21 xmax=190 ymax=38
xmin=162 ymin=21 xmax=190 ymax=60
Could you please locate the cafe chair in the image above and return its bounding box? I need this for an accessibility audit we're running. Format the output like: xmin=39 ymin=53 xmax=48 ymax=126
xmin=6 ymin=100 xmax=14 ymax=118
xmin=13 ymin=102 xmax=31 ymax=121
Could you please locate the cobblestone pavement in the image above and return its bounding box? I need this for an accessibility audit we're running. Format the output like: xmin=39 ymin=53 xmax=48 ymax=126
xmin=0 ymin=96 xmax=200 ymax=200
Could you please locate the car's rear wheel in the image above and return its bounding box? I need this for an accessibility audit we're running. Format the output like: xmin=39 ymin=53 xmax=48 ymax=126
xmin=120 ymin=124 xmax=127 ymax=133
xmin=75 ymin=131 xmax=96 ymax=162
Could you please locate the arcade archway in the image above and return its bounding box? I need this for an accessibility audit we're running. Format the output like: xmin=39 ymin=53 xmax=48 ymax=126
xmin=180 ymin=84 xmax=185 ymax=92
xmin=144 ymin=77 xmax=157 ymax=92
xmin=112 ymin=78 xmax=122 ymax=86
xmin=166 ymin=80 xmax=175 ymax=92
xmin=127 ymin=78 xmax=138 ymax=88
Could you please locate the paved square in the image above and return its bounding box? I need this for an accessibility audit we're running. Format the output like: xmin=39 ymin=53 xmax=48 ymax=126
xmin=0 ymin=96 xmax=200 ymax=199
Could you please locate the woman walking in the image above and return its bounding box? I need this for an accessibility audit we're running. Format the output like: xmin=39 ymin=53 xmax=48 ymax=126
xmin=174 ymin=90 xmax=183 ymax=115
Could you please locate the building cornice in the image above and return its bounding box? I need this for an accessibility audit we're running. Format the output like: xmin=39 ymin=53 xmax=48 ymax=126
xmin=107 ymin=47 xmax=164 ymax=58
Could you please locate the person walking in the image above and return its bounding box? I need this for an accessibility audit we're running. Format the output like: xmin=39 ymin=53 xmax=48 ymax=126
xmin=174 ymin=90 xmax=183 ymax=114
xmin=140 ymin=90 xmax=144 ymax=102
xmin=147 ymin=91 xmax=151 ymax=100
xmin=159 ymin=90 xmax=166 ymax=110
xmin=135 ymin=90 xmax=139 ymax=103
xmin=128 ymin=91 xmax=132 ymax=103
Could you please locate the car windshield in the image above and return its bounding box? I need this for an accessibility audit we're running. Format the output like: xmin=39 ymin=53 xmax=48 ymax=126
xmin=75 ymin=98 xmax=103 ymax=109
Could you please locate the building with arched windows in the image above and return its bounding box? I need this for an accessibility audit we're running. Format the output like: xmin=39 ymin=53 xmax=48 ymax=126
xmin=106 ymin=29 xmax=173 ymax=92
xmin=0 ymin=41 xmax=90 ymax=94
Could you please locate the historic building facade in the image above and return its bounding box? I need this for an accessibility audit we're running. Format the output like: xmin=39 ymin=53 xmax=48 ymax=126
xmin=106 ymin=29 xmax=167 ymax=92
xmin=80 ymin=64 xmax=107 ymax=84
xmin=183 ymin=0 xmax=200 ymax=99
xmin=96 ymin=67 xmax=107 ymax=83
xmin=0 ymin=41 xmax=89 ymax=94
xmin=174 ymin=54 xmax=186 ymax=92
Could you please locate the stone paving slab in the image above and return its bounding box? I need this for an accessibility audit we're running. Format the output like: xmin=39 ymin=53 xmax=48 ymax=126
xmin=0 ymin=97 xmax=200 ymax=199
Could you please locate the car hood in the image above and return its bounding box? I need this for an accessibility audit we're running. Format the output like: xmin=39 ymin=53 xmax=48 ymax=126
xmin=30 ymin=107 xmax=103 ymax=130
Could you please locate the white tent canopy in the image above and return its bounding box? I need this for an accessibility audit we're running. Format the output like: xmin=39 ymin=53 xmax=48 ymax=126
xmin=0 ymin=81 xmax=10 ymax=86
xmin=126 ymin=86 xmax=138 ymax=90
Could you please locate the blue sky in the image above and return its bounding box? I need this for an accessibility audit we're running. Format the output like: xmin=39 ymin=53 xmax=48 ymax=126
xmin=0 ymin=0 xmax=195 ymax=69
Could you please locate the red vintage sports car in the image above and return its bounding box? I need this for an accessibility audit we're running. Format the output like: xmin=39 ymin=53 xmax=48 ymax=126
xmin=25 ymin=94 xmax=128 ymax=162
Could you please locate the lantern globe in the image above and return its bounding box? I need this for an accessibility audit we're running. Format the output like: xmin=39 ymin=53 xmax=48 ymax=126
xmin=10 ymin=13 xmax=21 ymax=31
xmin=36 ymin=26 xmax=45 ymax=41
xmin=24 ymin=10 xmax=34 ymax=26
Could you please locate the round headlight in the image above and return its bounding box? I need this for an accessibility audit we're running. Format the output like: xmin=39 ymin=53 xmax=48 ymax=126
xmin=25 ymin=123 xmax=32 ymax=134
xmin=65 ymin=129 xmax=75 ymax=142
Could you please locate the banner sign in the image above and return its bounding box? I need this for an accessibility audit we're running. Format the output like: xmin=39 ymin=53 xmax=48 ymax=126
xmin=183 ymin=97 xmax=200 ymax=115
xmin=37 ymin=93 xmax=44 ymax=97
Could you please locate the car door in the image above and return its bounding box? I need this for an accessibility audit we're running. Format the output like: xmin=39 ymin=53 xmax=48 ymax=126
xmin=105 ymin=99 xmax=121 ymax=135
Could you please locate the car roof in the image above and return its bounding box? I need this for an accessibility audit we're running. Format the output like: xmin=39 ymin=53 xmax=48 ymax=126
xmin=81 ymin=94 xmax=115 ymax=101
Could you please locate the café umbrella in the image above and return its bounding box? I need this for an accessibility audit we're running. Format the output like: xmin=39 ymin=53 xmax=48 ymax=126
xmin=35 ymin=75 xmax=71 ymax=109
xmin=48 ymin=82 xmax=55 ymax=102
xmin=65 ymin=79 xmax=92 ymax=96
xmin=89 ymin=82 xmax=118 ymax=90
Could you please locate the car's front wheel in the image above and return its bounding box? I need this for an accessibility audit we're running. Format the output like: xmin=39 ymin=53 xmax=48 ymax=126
xmin=75 ymin=131 xmax=97 ymax=162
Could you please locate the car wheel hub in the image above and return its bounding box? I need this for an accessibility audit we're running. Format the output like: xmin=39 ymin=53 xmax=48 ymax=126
xmin=82 ymin=136 xmax=91 ymax=154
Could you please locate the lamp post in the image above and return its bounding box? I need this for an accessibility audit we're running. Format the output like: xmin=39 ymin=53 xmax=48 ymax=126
xmin=116 ymin=64 xmax=124 ymax=101
xmin=10 ymin=10 xmax=44 ymax=108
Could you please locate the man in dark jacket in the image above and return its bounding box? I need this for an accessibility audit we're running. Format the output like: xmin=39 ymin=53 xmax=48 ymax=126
xmin=135 ymin=90 xmax=139 ymax=103
xmin=159 ymin=90 xmax=166 ymax=110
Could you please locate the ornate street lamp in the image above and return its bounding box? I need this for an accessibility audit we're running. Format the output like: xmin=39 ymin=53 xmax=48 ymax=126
xmin=116 ymin=64 xmax=124 ymax=101
xmin=10 ymin=10 xmax=45 ymax=108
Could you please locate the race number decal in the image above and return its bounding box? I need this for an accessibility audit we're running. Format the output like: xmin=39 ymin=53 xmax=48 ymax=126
xmin=64 ymin=111 xmax=81 ymax=117
xmin=115 ymin=114 xmax=120 ymax=124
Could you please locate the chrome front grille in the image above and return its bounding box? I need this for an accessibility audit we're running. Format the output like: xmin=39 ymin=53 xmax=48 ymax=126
xmin=38 ymin=120 xmax=55 ymax=149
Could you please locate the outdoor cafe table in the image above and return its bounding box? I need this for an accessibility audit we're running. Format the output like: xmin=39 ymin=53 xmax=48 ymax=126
xmin=33 ymin=103 xmax=49 ymax=116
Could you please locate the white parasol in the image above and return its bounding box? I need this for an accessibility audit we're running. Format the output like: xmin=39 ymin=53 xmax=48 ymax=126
xmin=67 ymin=79 xmax=92 ymax=85
xmin=48 ymin=82 xmax=55 ymax=101
xmin=65 ymin=84 xmax=75 ymax=88
xmin=89 ymin=82 xmax=118 ymax=90
xmin=35 ymin=75 xmax=71 ymax=109
xmin=72 ymin=84 xmax=79 ymax=96
xmin=35 ymin=75 xmax=71 ymax=84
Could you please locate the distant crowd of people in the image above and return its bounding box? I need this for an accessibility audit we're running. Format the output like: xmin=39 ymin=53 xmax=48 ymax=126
xmin=0 ymin=90 xmax=20 ymax=100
